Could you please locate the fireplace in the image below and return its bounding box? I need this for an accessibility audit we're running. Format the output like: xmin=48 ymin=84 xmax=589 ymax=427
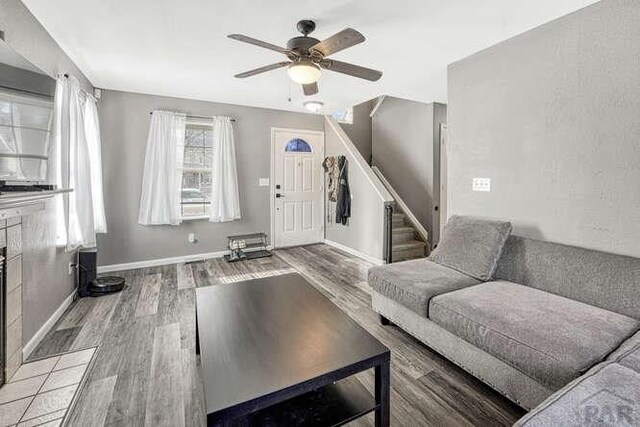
xmin=0 ymin=217 xmax=24 ymax=382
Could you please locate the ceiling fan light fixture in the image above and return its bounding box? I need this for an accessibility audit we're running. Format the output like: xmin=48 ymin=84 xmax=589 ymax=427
xmin=287 ymin=61 xmax=321 ymax=84
xmin=303 ymin=100 xmax=324 ymax=113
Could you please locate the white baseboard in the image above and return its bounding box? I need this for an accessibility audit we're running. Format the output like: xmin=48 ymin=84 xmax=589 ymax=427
xmin=324 ymin=240 xmax=384 ymax=265
xmin=23 ymin=290 xmax=77 ymax=359
xmin=97 ymin=246 xmax=273 ymax=274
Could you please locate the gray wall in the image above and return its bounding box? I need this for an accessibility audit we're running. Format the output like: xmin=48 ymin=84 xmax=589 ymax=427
xmin=372 ymin=97 xmax=446 ymax=246
xmin=0 ymin=0 xmax=94 ymax=344
xmin=325 ymin=117 xmax=390 ymax=262
xmin=97 ymin=89 xmax=324 ymax=266
xmin=447 ymin=0 xmax=640 ymax=257
xmin=0 ymin=0 xmax=92 ymax=93
xmin=431 ymin=103 xmax=447 ymax=245
xmin=0 ymin=62 xmax=56 ymax=97
xmin=340 ymin=99 xmax=374 ymax=163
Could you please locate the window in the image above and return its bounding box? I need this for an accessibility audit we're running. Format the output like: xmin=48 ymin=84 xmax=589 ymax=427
xmin=180 ymin=121 xmax=213 ymax=219
xmin=0 ymin=88 xmax=53 ymax=181
xmin=285 ymin=138 xmax=312 ymax=153
xmin=331 ymin=108 xmax=353 ymax=124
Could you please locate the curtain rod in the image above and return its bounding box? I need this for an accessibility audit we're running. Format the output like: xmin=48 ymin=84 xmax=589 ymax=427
xmin=62 ymin=74 xmax=96 ymax=102
xmin=149 ymin=111 xmax=236 ymax=122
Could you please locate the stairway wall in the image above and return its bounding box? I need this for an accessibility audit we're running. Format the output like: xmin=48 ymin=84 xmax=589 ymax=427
xmin=325 ymin=117 xmax=392 ymax=263
xmin=339 ymin=99 xmax=375 ymax=164
xmin=372 ymin=97 xmax=446 ymax=246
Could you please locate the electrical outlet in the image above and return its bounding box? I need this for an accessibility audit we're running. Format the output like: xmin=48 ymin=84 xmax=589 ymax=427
xmin=188 ymin=232 xmax=196 ymax=243
xmin=472 ymin=178 xmax=491 ymax=192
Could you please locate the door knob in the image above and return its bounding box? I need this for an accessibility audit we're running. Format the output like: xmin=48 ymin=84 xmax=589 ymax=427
xmin=276 ymin=193 xmax=284 ymax=198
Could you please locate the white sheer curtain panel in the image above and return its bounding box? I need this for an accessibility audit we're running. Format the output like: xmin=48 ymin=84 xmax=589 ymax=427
xmin=50 ymin=75 xmax=107 ymax=250
xmin=83 ymin=97 xmax=107 ymax=233
xmin=138 ymin=110 xmax=186 ymax=225
xmin=65 ymin=77 xmax=95 ymax=250
xmin=50 ymin=77 xmax=68 ymax=246
xmin=209 ymin=116 xmax=241 ymax=222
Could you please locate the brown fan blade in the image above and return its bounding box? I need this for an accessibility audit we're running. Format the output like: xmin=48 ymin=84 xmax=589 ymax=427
xmin=310 ymin=28 xmax=365 ymax=57
xmin=302 ymin=82 xmax=318 ymax=96
xmin=320 ymin=59 xmax=382 ymax=81
xmin=228 ymin=34 xmax=289 ymax=55
xmin=234 ymin=62 xmax=290 ymax=78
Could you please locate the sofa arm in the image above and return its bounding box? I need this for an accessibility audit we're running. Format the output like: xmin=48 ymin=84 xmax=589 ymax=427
xmin=514 ymin=362 xmax=640 ymax=426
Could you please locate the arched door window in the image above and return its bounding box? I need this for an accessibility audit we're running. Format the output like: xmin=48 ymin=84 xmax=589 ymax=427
xmin=284 ymin=138 xmax=312 ymax=153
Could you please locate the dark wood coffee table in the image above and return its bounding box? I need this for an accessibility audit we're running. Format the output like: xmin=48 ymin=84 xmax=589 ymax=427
xmin=196 ymin=273 xmax=391 ymax=426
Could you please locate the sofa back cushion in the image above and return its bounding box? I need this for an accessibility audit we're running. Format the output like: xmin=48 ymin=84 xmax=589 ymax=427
xmin=496 ymin=235 xmax=640 ymax=319
xmin=429 ymin=215 xmax=512 ymax=281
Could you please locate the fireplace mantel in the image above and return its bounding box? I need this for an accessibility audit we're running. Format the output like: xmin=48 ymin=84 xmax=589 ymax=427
xmin=0 ymin=189 xmax=72 ymax=220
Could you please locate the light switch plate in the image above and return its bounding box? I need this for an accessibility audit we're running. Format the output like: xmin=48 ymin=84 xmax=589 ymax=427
xmin=472 ymin=178 xmax=491 ymax=192
xmin=258 ymin=178 xmax=270 ymax=187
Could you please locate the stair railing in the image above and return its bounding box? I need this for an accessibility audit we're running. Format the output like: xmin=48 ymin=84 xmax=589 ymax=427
xmin=372 ymin=166 xmax=430 ymax=245
xmin=383 ymin=202 xmax=394 ymax=263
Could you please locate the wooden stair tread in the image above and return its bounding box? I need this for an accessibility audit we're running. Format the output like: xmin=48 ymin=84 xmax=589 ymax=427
xmin=392 ymin=240 xmax=427 ymax=250
xmin=392 ymin=226 xmax=415 ymax=233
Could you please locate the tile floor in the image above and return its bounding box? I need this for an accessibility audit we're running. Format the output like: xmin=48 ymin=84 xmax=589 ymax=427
xmin=0 ymin=348 xmax=96 ymax=427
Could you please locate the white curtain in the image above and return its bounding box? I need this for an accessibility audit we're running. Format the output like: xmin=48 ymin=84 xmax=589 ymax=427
xmin=209 ymin=116 xmax=241 ymax=222
xmin=83 ymin=97 xmax=107 ymax=233
xmin=50 ymin=75 xmax=107 ymax=250
xmin=66 ymin=77 xmax=95 ymax=250
xmin=50 ymin=77 xmax=68 ymax=247
xmin=138 ymin=110 xmax=186 ymax=225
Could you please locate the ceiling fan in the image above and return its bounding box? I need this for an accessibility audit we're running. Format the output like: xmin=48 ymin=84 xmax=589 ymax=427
xmin=228 ymin=20 xmax=382 ymax=96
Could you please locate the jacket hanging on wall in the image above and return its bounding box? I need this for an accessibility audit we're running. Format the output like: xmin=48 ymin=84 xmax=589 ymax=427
xmin=322 ymin=156 xmax=340 ymax=202
xmin=335 ymin=156 xmax=351 ymax=225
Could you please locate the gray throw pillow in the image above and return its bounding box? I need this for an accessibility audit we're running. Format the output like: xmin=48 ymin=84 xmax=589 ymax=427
xmin=429 ymin=215 xmax=512 ymax=281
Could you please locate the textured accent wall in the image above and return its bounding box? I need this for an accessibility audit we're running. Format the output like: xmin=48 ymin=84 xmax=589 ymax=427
xmin=447 ymin=0 xmax=640 ymax=257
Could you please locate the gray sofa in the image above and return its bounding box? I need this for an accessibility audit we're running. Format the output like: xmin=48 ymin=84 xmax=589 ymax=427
xmin=368 ymin=216 xmax=640 ymax=423
xmin=515 ymin=331 xmax=640 ymax=426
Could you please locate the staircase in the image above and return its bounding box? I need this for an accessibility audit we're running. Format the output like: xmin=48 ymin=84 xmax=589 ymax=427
xmin=391 ymin=210 xmax=428 ymax=262
xmin=373 ymin=166 xmax=429 ymax=263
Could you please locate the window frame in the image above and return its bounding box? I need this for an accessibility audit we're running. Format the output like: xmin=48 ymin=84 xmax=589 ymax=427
xmin=179 ymin=118 xmax=214 ymax=221
xmin=331 ymin=108 xmax=353 ymax=124
xmin=284 ymin=138 xmax=312 ymax=153
xmin=0 ymin=87 xmax=54 ymax=182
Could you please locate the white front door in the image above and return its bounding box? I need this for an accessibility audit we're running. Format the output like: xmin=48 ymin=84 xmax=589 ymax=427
xmin=271 ymin=128 xmax=324 ymax=248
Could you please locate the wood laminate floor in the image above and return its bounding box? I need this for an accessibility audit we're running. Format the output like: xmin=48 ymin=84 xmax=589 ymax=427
xmin=30 ymin=244 xmax=525 ymax=426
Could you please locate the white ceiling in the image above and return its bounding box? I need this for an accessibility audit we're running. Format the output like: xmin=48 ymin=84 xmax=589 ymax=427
xmin=22 ymin=0 xmax=598 ymax=114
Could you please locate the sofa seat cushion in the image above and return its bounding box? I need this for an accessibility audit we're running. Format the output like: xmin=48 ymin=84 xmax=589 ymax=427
xmin=514 ymin=362 xmax=640 ymax=426
xmin=429 ymin=215 xmax=512 ymax=281
xmin=429 ymin=280 xmax=640 ymax=389
xmin=368 ymin=259 xmax=481 ymax=316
